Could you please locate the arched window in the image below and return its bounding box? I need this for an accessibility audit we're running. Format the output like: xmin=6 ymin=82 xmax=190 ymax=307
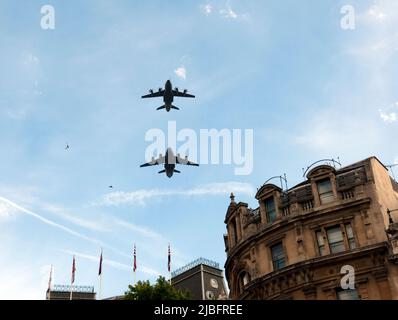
xmin=237 ymin=271 xmax=251 ymax=294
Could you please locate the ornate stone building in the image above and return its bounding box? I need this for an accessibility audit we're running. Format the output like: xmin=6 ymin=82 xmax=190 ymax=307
xmin=224 ymin=157 xmax=398 ymax=300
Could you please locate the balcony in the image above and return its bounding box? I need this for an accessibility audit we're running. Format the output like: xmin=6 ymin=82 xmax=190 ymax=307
xmin=341 ymin=188 xmax=355 ymax=200
xmin=301 ymin=200 xmax=314 ymax=211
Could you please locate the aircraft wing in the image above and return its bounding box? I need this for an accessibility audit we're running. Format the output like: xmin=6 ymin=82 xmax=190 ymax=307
xmin=172 ymin=90 xmax=195 ymax=98
xmin=176 ymin=156 xmax=199 ymax=166
xmin=142 ymin=90 xmax=164 ymax=98
xmin=140 ymin=156 xmax=165 ymax=167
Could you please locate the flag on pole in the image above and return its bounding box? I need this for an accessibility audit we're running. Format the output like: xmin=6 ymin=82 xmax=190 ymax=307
xmin=168 ymin=244 xmax=171 ymax=272
xmin=133 ymin=244 xmax=137 ymax=272
xmin=98 ymin=249 xmax=103 ymax=276
xmin=71 ymin=255 xmax=76 ymax=284
xmin=48 ymin=265 xmax=53 ymax=292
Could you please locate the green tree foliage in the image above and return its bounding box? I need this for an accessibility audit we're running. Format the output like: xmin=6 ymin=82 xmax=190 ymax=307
xmin=125 ymin=276 xmax=191 ymax=300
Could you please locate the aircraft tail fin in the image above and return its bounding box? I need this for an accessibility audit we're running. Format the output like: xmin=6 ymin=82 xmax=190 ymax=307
xmin=158 ymin=170 xmax=166 ymax=174
xmin=171 ymin=105 xmax=180 ymax=110
xmin=156 ymin=105 xmax=166 ymax=110
xmin=174 ymin=170 xmax=181 ymax=173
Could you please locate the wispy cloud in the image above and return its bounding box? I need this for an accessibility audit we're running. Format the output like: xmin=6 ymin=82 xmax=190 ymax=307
xmin=0 ymin=202 xmax=17 ymax=221
xmin=174 ymin=66 xmax=186 ymax=80
xmin=95 ymin=182 xmax=255 ymax=206
xmin=364 ymin=4 xmax=388 ymax=22
xmin=39 ymin=203 xmax=165 ymax=240
xmin=200 ymin=4 xmax=213 ymax=16
xmin=22 ymin=53 xmax=40 ymax=66
xmin=379 ymin=102 xmax=398 ymax=123
xmin=0 ymin=196 xmax=129 ymax=259
xmin=41 ymin=204 xmax=111 ymax=232
xmin=219 ymin=1 xmax=249 ymax=20
xmin=111 ymin=217 xmax=164 ymax=240
xmin=0 ymin=196 xmax=100 ymax=243
xmin=379 ymin=110 xmax=397 ymax=123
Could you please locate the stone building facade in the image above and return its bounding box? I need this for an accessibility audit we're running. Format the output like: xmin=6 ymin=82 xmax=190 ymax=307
xmin=224 ymin=157 xmax=398 ymax=300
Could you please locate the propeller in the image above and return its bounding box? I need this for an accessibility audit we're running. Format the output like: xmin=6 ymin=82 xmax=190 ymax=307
xmin=184 ymin=89 xmax=188 ymax=94
xmin=158 ymin=88 xmax=162 ymax=92
xmin=149 ymin=89 xmax=153 ymax=94
xmin=177 ymin=153 xmax=181 ymax=158
xmin=175 ymin=87 xmax=179 ymax=92
xmin=151 ymin=156 xmax=155 ymax=161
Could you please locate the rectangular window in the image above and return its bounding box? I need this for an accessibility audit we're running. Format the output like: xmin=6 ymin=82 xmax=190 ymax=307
xmin=265 ymin=198 xmax=277 ymax=223
xmin=345 ymin=223 xmax=356 ymax=249
xmin=337 ymin=289 xmax=360 ymax=300
xmin=316 ymin=231 xmax=326 ymax=256
xmin=317 ymin=179 xmax=334 ymax=204
xmin=327 ymin=226 xmax=345 ymax=254
xmin=271 ymin=242 xmax=285 ymax=271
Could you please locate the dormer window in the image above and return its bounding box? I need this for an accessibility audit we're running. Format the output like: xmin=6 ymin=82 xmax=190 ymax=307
xmin=265 ymin=197 xmax=277 ymax=223
xmin=317 ymin=179 xmax=334 ymax=204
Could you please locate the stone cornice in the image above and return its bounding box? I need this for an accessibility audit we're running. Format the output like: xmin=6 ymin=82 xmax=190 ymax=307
xmin=225 ymin=197 xmax=372 ymax=270
xmin=239 ymin=243 xmax=388 ymax=299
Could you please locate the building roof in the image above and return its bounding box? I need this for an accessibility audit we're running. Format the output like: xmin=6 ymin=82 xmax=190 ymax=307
xmin=171 ymin=257 xmax=221 ymax=278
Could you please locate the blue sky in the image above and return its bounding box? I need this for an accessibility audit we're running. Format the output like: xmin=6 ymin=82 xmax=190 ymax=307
xmin=0 ymin=0 xmax=397 ymax=299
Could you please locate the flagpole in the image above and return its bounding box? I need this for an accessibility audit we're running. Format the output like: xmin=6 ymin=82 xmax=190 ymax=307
xmin=99 ymin=273 xmax=103 ymax=300
xmin=70 ymin=283 xmax=73 ymax=300
xmin=70 ymin=255 xmax=75 ymax=301
xmin=168 ymin=244 xmax=172 ymax=285
xmin=48 ymin=265 xmax=53 ymax=300
xmin=133 ymin=243 xmax=137 ymax=287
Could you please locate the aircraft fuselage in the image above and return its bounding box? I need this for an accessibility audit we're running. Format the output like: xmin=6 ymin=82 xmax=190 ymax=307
xmin=163 ymin=80 xmax=174 ymax=111
xmin=164 ymin=148 xmax=176 ymax=178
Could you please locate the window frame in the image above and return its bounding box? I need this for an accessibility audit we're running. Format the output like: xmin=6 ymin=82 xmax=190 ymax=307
xmin=345 ymin=223 xmax=356 ymax=249
xmin=264 ymin=197 xmax=277 ymax=223
xmin=326 ymin=226 xmax=346 ymax=254
xmin=316 ymin=178 xmax=335 ymax=204
xmin=315 ymin=222 xmax=357 ymax=256
xmin=270 ymin=242 xmax=286 ymax=271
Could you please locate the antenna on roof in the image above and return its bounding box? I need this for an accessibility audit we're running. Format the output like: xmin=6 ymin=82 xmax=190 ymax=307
xmin=302 ymin=158 xmax=342 ymax=177
xmin=386 ymin=164 xmax=398 ymax=182
xmin=263 ymin=175 xmax=288 ymax=192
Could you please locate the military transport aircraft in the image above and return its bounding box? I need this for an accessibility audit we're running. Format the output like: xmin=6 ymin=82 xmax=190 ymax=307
xmin=141 ymin=80 xmax=195 ymax=112
xmin=140 ymin=148 xmax=199 ymax=178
